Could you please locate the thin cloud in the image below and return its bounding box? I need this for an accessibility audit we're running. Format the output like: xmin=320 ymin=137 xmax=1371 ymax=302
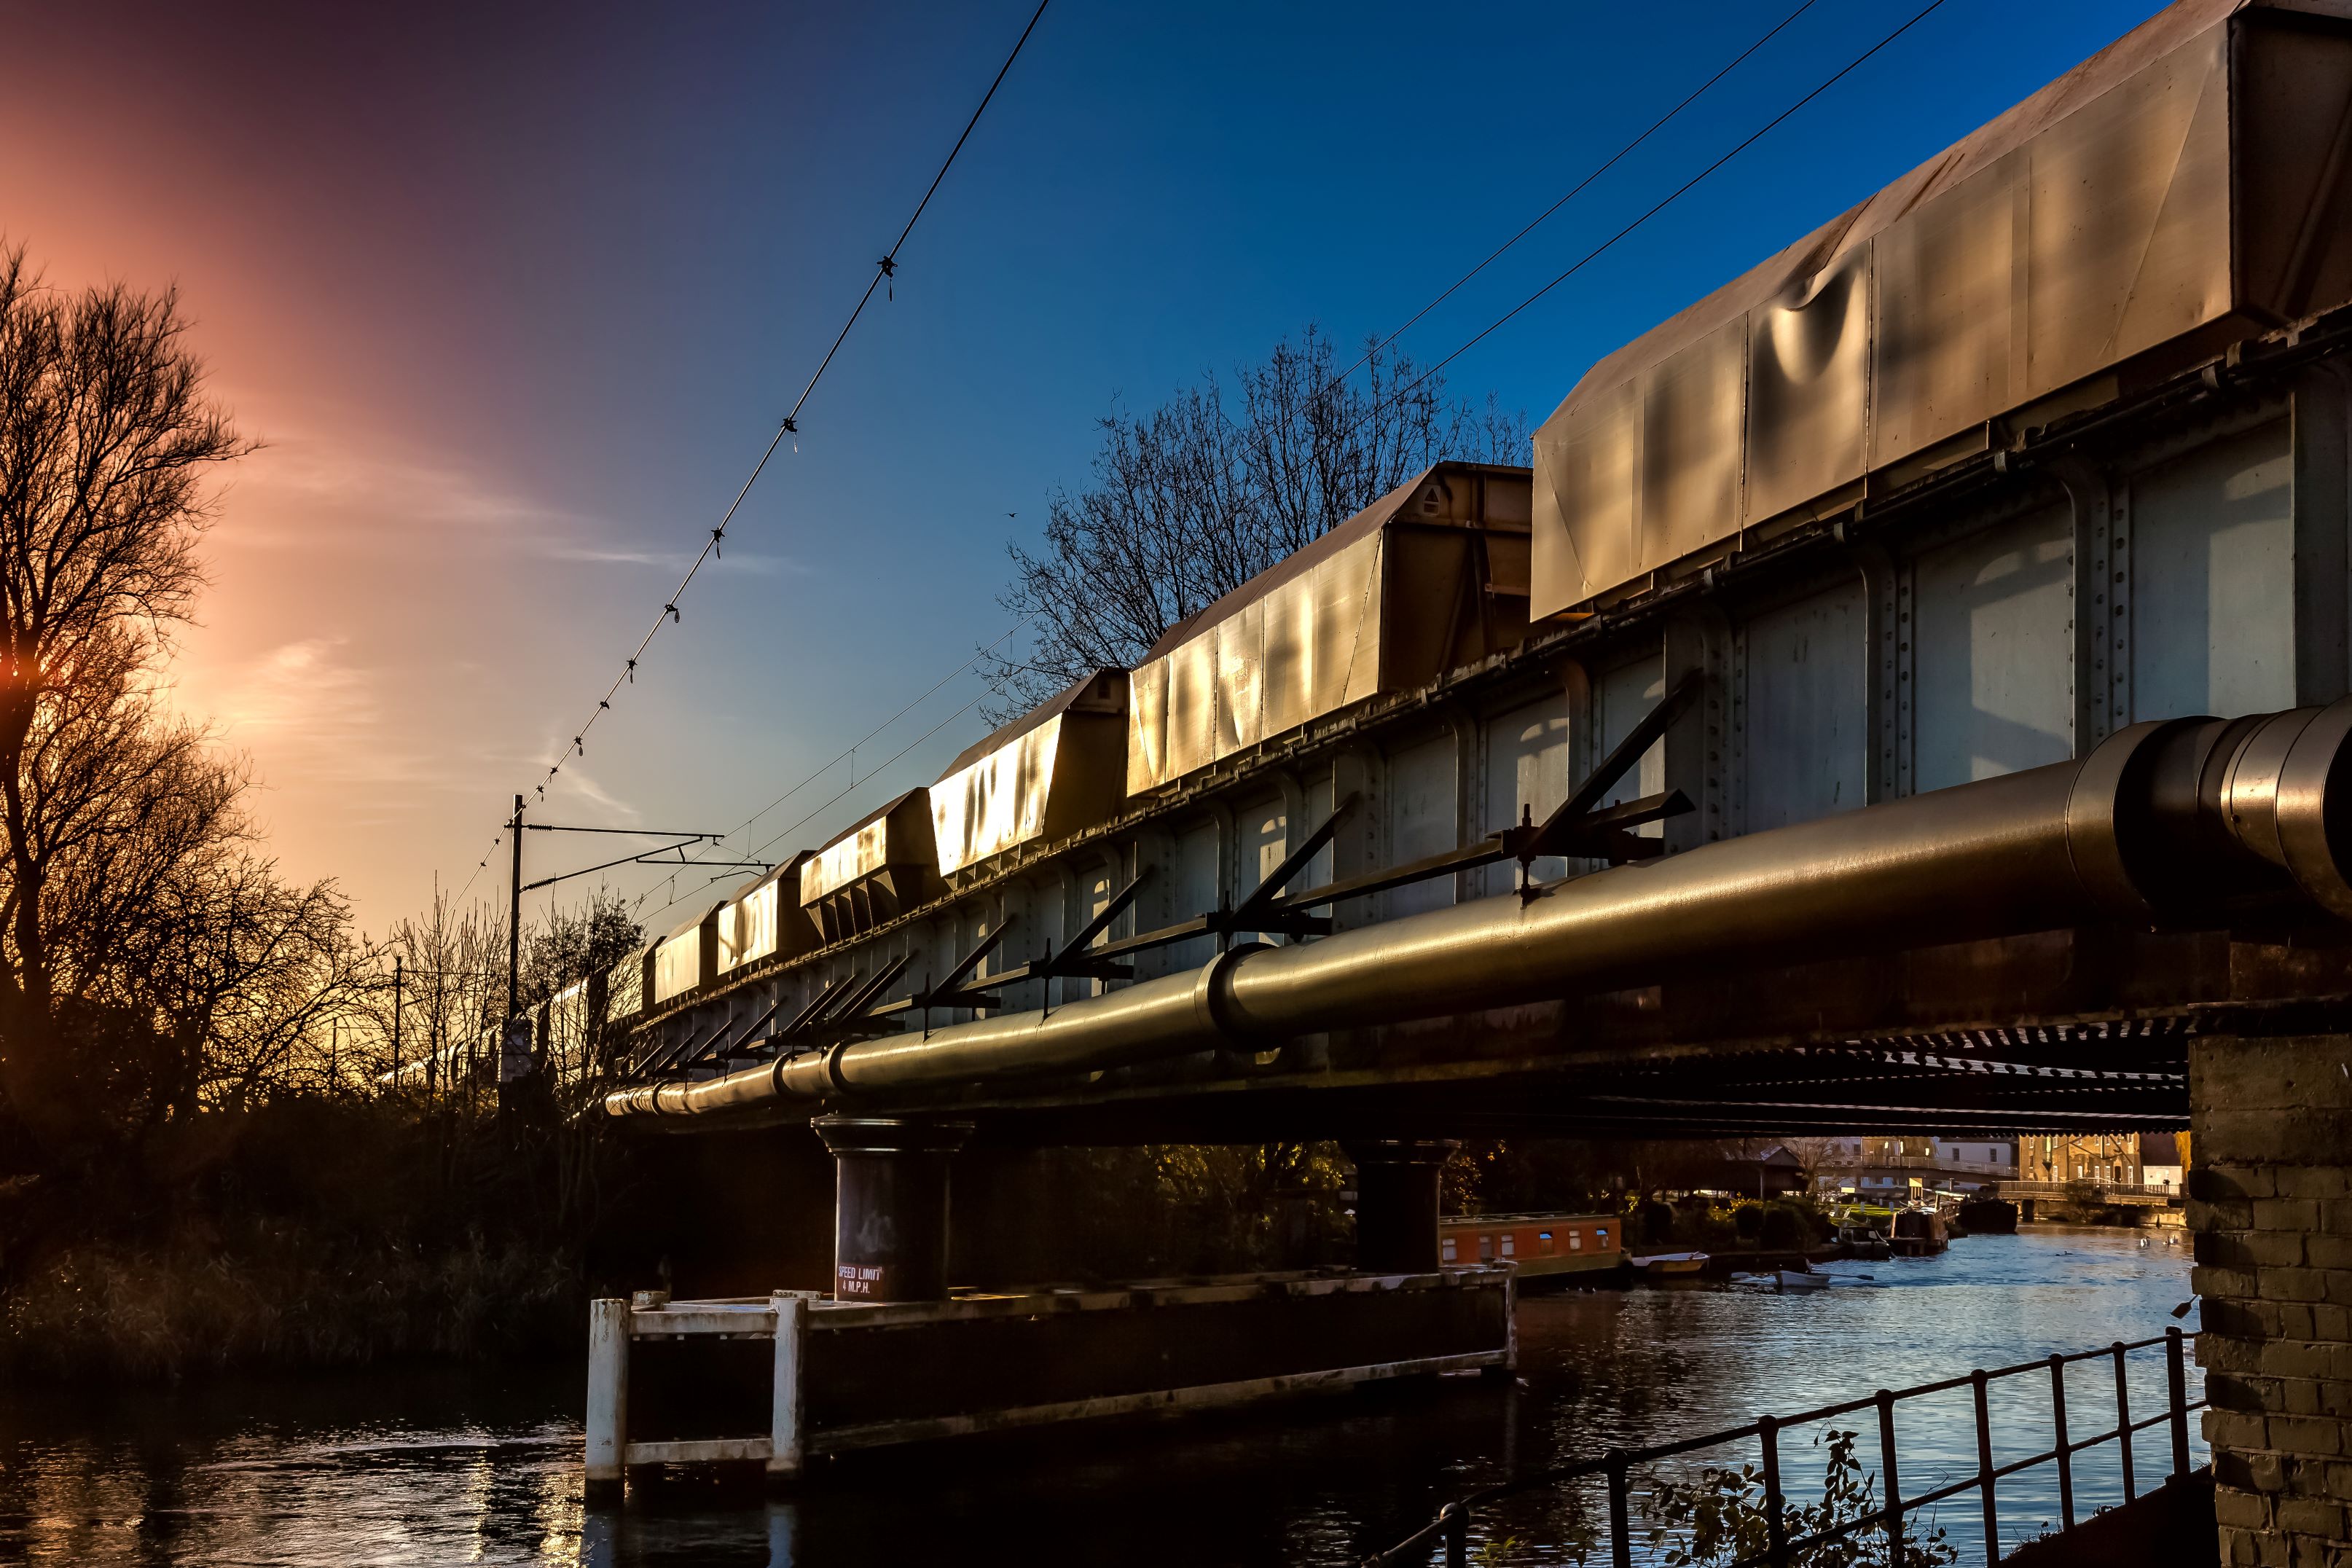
xmin=531 ymin=540 xmax=807 ymax=577
xmin=217 ymin=423 xmax=811 ymax=583
xmin=535 ymin=758 xmax=641 ymax=825
xmin=231 ymin=437 xmax=577 ymax=535
xmin=187 ymin=636 xmax=481 ymax=796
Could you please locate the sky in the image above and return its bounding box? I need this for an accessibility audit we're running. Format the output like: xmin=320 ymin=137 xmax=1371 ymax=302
xmin=0 ymin=0 xmax=2168 ymax=938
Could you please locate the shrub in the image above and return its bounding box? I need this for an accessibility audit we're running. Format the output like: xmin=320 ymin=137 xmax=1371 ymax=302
xmin=1634 ymin=1427 xmax=1959 ymax=1567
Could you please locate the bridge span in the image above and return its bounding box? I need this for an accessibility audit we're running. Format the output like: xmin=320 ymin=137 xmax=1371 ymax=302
xmin=562 ymin=3 xmax=2352 ymax=1557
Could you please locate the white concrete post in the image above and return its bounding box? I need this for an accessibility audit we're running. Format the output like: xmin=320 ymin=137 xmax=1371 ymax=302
xmin=1504 ymin=1263 xmax=1520 ymax=1372
xmin=585 ymin=1297 xmax=630 ymax=1490
xmin=767 ymin=1291 xmax=814 ymax=1481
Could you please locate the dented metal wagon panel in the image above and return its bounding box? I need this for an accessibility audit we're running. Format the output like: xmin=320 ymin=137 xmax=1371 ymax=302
xmin=1123 ymin=464 xmax=1532 ymax=795
xmin=1531 ymin=3 xmax=2352 ymax=617
xmin=930 ymin=671 xmax=1126 ymax=877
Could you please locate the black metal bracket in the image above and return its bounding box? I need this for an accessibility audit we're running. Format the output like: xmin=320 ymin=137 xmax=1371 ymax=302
xmin=778 ymin=972 xmax=854 ymax=1041
xmin=1258 ymin=836 xmax=1508 ymax=918
xmin=922 ymin=918 xmax=1015 ymax=1017
xmin=1500 ymin=668 xmax=1704 ymax=895
xmin=1215 ymin=795 xmax=1354 ymax=948
xmin=868 ymin=919 xmax=1020 ymax=1036
xmin=694 ymin=1000 xmax=780 ymax=1072
xmin=985 ymin=871 xmax=1147 ymax=1014
xmin=631 ymin=1021 xmax=715 ymax=1080
xmin=770 ymin=955 xmax=911 ymax=1059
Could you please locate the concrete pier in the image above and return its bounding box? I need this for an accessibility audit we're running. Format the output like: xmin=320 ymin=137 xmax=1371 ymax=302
xmin=1348 ymin=1140 xmax=1457 ymax=1274
xmin=2189 ymin=1032 xmax=2352 ymax=1566
xmin=812 ymin=1116 xmax=971 ymax=1304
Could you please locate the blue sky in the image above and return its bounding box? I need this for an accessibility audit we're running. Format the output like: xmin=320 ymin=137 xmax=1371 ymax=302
xmin=0 ymin=0 xmax=2165 ymax=931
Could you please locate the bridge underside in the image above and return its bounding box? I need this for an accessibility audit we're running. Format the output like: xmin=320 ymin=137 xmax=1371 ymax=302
xmin=949 ymin=1032 xmax=2195 ymax=1146
xmin=646 ymin=925 xmax=2352 ymax=1146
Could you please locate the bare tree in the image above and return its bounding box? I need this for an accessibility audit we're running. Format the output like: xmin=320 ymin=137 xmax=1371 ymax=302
xmin=173 ymin=868 xmax=375 ymax=1113
xmin=369 ymin=887 xmax=510 ymax=1108
xmin=0 ymin=245 xmax=251 ymax=1155
xmin=984 ymin=326 xmax=1526 ymax=717
xmin=0 ymin=622 xmax=366 ymax=1166
xmin=1776 ymin=1137 xmax=1849 ymax=1193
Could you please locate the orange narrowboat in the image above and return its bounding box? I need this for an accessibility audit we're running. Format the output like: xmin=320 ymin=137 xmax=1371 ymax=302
xmin=1436 ymin=1211 xmax=1623 ymax=1279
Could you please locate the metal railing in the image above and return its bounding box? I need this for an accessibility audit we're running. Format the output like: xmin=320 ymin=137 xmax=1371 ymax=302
xmin=1992 ymin=1180 xmax=2181 ymax=1202
xmin=1366 ymin=1328 xmax=2203 ymax=1568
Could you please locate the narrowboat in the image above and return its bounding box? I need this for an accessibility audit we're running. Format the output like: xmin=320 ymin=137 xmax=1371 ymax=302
xmin=1437 ymin=1212 xmax=1623 ymax=1280
xmin=1954 ymin=1197 xmax=2019 ymax=1234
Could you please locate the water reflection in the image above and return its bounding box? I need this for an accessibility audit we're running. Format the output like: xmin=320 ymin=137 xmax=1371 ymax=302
xmin=0 ymin=1228 xmax=2198 ymax=1567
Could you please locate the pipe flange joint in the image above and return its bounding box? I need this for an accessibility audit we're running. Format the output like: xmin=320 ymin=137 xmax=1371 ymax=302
xmin=2065 ymin=717 xmax=2211 ymax=920
xmin=2275 ymin=697 xmax=2352 ymax=921
xmin=1190 ymin=942 xmax=1271 ymax=1044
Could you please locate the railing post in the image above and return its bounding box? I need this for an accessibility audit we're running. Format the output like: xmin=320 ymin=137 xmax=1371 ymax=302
xmin=2165 ymin=1326 xmax=2192 ymax=1481
xmin=2111 ymin=1341 xmax=2135 ymax=1501
xmin=1972 ymin=1369 xmax=1999 ymax=1567
xmin=1441 ymin=1501 xmax=1468 ymax=1568
xmin=767 ymin=1291 xmax=812 ymax=1483
xmin=1607 ymin=1450 xmax=1633 ymax=1568
xmin=1877 ymin=1389 xmax=1905 ymax=1568
xmin=584 ymin=1298 xmax=630 ymax=1497
xmin=1760 ymin=1415 xmax=1790 ymax=1568
xmin=2048 ymin=1354 xmax=2074 ymax=1530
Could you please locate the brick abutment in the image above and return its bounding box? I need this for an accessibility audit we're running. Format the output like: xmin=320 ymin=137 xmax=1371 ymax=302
xmin=2190 ymin=1032 xmax=2352 ymax=1567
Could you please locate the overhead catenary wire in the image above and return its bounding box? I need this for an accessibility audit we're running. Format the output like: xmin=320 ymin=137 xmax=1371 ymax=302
xmin=621 ymin=619 xmax=1030 ymax=917
xmin=634 ymin=677 xmax=1004 ymax=925
xmin=1323 ymin=0 xmax=1821 ymax=395
xmin=747 ymin=687 xmax=998 ymax=866
xmin=473 ymin=0 xmax=1949 ymax=931
xmin=627 ymin=0 xmax=1953 ymax=932
xmin=441 ymin=0 xmax=1051 ymax=909
xmin=1356 ymin=0 xmax=1951 ymax=424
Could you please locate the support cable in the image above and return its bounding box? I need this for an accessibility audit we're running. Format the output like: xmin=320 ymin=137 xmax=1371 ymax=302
xmin=464 ymin=0 xmax=1944 ymax=921
xmin=620 ymin=0 xmax=1949 ymax=930
xmin=634 ymin=680 xmax=999 ymax=922
xmin=624 ymin=620 xmax=1028 ymax=915
xmin=1323 ymin=0 xmax=1820 ymax=393
xmin=1360 ymin=0 xmax=1949 ymax=421
xmin=442 ymin=0 xmax=1051 ymax=906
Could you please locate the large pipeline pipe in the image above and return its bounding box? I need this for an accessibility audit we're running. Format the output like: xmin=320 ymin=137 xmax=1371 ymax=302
xmin=606 ymin=703 xmax=2352 ymax=1121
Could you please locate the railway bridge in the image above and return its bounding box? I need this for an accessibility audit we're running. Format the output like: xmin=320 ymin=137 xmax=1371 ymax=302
xmin=562 ymin=1 xmax=2352 ymax=1556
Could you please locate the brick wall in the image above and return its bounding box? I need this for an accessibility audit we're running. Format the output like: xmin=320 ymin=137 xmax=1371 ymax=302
xmin=2188 ymin=1032 xmax=2352 ymax=1567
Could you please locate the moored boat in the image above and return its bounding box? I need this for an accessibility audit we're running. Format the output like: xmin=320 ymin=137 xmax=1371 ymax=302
xmin=1837 ymin=1222 xmax=1892 ymax=1261
xmin=1889 ymin=1207 xmax=1950 ymax=1256
xmin=1436 ymin=1212 xmax=1623 ymax=1280
xmin=1956 ymin=1197 xmax=2019 ymax=1234
xmin=1629 ymin=1251 xmax=1709 ymax=1277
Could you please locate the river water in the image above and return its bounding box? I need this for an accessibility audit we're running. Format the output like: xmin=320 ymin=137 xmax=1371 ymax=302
xmin=0 ymin=1226 xmax=2200 ymax=1567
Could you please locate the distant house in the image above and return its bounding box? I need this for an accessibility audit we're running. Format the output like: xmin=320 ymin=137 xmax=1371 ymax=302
xmin=2020 ymin=1133 xmax=2144 ymax=1188
xmin=2139 ymin=1133 xmax=2187 ymax=1193
xmin=1701 ymin=1144 xmax=1809 ymax=1199
xmin=1811 ymin=1135 xmax=2011 ymax=1197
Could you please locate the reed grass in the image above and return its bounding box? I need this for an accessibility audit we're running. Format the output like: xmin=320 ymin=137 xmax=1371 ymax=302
xmin=0 ymin=1224 xmax=579 ymax=1384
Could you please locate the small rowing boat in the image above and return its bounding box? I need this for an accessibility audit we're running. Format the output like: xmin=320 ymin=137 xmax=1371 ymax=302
xmin=1629 ymin=1251 xmax=1709 ymax=1277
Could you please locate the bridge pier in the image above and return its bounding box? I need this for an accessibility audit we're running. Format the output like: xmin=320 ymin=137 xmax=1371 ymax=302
xmin=1347 ymin=1139 xmax=1458 ymax=1273
xmin=812 ymin=1116 xmax=972 ymax=1304
xmin=2188 ymin=1032 xmax=2352 ymax=1567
